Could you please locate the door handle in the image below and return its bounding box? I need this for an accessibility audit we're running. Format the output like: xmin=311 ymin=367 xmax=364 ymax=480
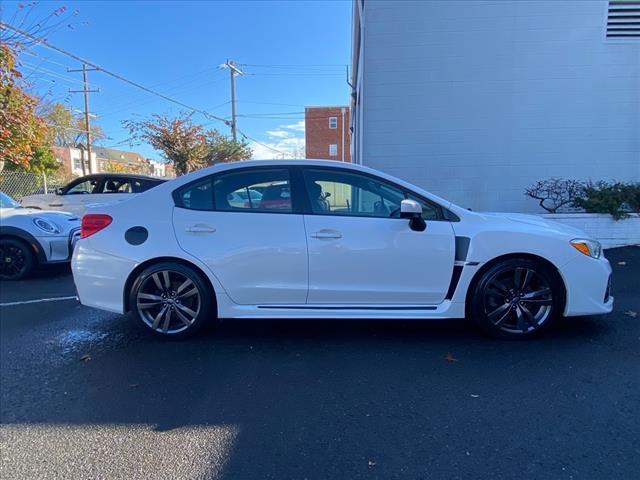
xmin=311 ymin=230 xmax=342 ymax=240
xmin=186 ymin=224 xmax=216 ymax=234
xmin=49 ymin=203 xmax=64 ymax=207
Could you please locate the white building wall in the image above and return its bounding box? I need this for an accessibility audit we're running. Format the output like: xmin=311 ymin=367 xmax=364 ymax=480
xmin=68 ymin=148 xmax=97 ymax=176
xmin=353 ymin=0 xmax=640 ymax=212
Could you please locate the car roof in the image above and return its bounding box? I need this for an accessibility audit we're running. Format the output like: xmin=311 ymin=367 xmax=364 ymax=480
xmin=74 ymin=173 xmax=166 ymax=182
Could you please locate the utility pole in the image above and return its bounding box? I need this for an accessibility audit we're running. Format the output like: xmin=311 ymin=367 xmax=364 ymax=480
xmin=69 ymin=64 xmax=99 ymax=174
xmin=221 ymin=59 xmax=243 ymax=141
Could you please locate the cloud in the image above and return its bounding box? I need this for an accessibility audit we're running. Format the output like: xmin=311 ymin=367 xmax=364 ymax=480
xmin=283 ymin=120 xmax=305 ymax=132
xmin=250 ymin=120 xmax=306 ymax=159
xmin=249 ymin=136 xmax=305 ymax=160
xmin=265 ymin=129 xmax=293 ymax=139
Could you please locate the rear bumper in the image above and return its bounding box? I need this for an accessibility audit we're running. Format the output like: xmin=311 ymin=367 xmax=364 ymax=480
xmin=72 ymin=243 xmax=135 ymax=314
xmin=561 ymin=254 xmax=613 ymax=316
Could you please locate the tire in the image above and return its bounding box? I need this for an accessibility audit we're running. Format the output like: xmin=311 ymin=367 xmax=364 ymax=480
xmin=0 ymin=237 xmax=36 ymax=280
xmin=469 ymin=258 xmax=564 ymax=340
xmin=128 ymin=262 xmax=215 ymax=339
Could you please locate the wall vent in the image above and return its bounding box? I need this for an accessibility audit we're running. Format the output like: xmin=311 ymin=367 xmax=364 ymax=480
xmin=607 ymin=0 xmax=640 ymax=37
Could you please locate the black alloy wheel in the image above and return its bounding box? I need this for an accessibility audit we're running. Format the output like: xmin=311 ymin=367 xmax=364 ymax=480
xmin=470 ymin=258 xmax=563 ymax=339
xmin=0 ymin=238 xmax=35 ymax=280
xmin=130 ymin=262 xmax=214 ymax=339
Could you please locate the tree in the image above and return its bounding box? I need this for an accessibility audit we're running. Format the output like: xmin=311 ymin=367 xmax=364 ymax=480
xmin=204 ymin=130 xmax=252 ymax=166
xmin=28 ymin=146 xmax=59 ymax=175
xmin=124 ymin=113 xmax=252 ymax=176
xmin=44 ymin=102 xmax=104 ymax=147
xmin=524 ymin=178 xmax=584 ymax=213
xmin=0 ymin=44 xmax=50 ymax=170
xmin=124 ymin=113 xmax=208 ymax=176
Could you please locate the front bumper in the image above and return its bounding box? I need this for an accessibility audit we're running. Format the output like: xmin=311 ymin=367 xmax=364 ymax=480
xmin=37 ymin=228 xmax=79 ymax=264
xmin=561 ymin=253 xmax=614 ymax=316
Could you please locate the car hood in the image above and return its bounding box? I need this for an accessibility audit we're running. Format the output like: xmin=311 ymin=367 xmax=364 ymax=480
xmin=20 ymin=193 xmax=56 ymax=203
xmin=1 ymin=207 xmax=80 ymax=225
xmin=476 ymin=212 xmax=588 ymax=238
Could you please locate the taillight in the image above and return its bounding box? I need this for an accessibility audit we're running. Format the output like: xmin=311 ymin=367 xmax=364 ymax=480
xmin=81 ymin=214 xmax=112 ymax=238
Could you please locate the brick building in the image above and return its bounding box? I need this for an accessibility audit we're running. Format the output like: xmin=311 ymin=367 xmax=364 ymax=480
xmin=304 ymin=106 xmax=351 ymax=162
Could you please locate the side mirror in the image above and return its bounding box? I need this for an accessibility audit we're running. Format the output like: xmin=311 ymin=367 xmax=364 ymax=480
xmin=400 ymin=199 xmax=426 ymax=232
xmin=55 ymin=188 xmax=63 ymax=195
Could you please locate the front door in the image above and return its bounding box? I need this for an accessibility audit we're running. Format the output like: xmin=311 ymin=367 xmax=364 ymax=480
xmin=56 ymin=177 xmax=104 ymax=215
xmin=173 ymin=167 xmax=308 ymax=305
xmin=301 ymin=167 xmax=456 ymax=305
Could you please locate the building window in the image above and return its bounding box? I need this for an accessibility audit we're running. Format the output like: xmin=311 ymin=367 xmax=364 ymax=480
xmin=329 ymin=117 xmax=337 ymax=129
xmin=329 ymin=144 xmax=338 ymax=157
xmin=73 ymin=158 xmax=82 ymax=170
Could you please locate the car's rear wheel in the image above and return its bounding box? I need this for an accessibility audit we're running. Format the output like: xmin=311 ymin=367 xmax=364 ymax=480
xmin=129 ymin=262 xmax=214 ymax=339
xmin=470 ymin=258 xmax=564 ymax=339
xmin=0 ymin=238 xmax=36 ymax=280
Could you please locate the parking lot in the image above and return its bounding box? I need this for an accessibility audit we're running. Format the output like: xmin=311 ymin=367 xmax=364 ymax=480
xmin=0 ymin=246 xmax=638 ymax=479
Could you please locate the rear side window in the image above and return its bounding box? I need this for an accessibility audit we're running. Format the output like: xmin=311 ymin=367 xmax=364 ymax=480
xmin=173 ymin=168 xmax=292 ymax=213
xmin=134 ymin=180 xmax=162 ymax=193
xmin=214 ymin=169 xmax=292 ymax=213
xmin=175 ymin=178 xmax=213 ymax=211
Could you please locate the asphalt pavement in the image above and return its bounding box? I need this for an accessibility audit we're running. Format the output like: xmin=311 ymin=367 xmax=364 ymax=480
xmin=1 ymin=247 xmax=638 ymax=479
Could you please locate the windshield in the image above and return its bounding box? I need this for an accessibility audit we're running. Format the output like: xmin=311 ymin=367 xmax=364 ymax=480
xmin=0 ymin=191 xmax=20 ymax=208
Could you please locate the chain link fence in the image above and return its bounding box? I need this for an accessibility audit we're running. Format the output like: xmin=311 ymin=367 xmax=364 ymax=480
xmin=0 ymin=171 xmax=71 ymax=200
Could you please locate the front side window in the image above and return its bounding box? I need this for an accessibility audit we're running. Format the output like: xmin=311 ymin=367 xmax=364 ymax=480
xmin=303 ymin=169 xmax=441 ymax=220
xmin=65 ymin=178 xmax=100 ymax=195
xmin=214 ymin=169 xmax=292 ymax=212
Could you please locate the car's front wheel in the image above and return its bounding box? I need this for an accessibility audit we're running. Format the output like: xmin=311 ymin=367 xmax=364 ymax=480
xmin=0 ymin=238 xmax=36 ymax=280
xmin=469 ymin=258 xmax=564 ymax=339
xmin=129 ymin=262 xmax=214 ymax=339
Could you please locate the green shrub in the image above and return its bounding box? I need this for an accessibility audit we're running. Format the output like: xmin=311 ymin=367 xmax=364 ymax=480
xmin=623 ymin=183 xmax=640 ymax=212
xmin=573 ymin=181 xmax=639 ymax=220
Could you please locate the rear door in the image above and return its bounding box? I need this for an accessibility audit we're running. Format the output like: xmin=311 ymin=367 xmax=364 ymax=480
xmin=172 ymin=167 xmax=308 ymax=305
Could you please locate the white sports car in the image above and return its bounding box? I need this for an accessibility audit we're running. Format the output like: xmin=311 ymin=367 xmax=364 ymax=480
xmin=0 ymin=192 xmax=80 ymax=280
xmin=72 ymin=160 xmax=613 ymax=339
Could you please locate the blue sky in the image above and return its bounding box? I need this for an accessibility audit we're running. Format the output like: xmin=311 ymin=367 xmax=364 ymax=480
xmin=2 ymin=0 xmax=352 ymax=160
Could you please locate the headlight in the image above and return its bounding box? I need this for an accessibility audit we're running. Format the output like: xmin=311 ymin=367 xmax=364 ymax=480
xmin=33 ymin=217 xmax=61 ymax=234
xmin=571 ymin=238 xmax=602 ymax=259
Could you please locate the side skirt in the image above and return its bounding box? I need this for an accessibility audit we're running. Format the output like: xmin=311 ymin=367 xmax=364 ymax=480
xmin=215 ymin=294 xmax=466 ymax=319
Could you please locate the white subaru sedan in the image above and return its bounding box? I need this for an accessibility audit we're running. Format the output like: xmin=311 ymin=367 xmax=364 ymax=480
xmin=72 ymin=160 xmax=613 ymax=339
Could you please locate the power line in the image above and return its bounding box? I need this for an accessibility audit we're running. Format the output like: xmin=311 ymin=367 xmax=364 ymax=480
xmin=237 ymin=129 xmax=291 ymax=157
xmin=236 ymin=111 xmax=304 ymax=116
xmin=98 ymin=76 xmax=229 ymax=119
xmin=245 ymin=72 xmax=344 ymax=77
xmin=22 ymin=48 xmax=74 ymax=70
xmin=238 ymin=100 xmax=306 ymax=107
xmin=0 ymin=22 xmax=231 ymax=128
xmin=241 ymin=63 xmax=347 ymax=68
xmin=20 ymin=61 xmax=98 ymax=88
